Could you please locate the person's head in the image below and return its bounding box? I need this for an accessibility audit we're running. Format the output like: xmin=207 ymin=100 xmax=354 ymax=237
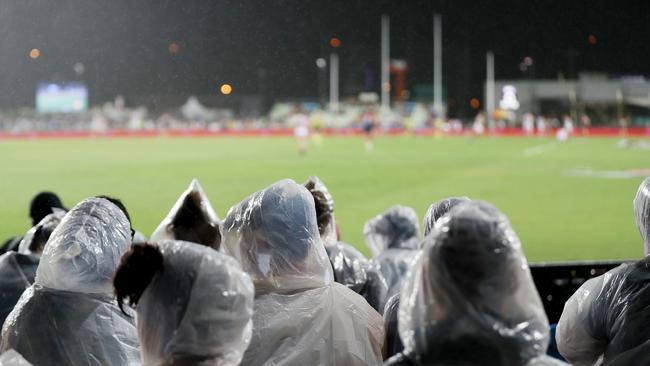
xmin=150 ymin=179 xmax=221 ymax=249
xmin=634 ymin=178 xmax=650 ymax=255
xmin=18 ymin=211 xmax=66 ymax=255
xmin=364 ymin=205 xmax=420 ymax=257
xmin=423 ymin=197 xmax=471 ymax=236
xmin=169 ymin=191 xmax=221 ymax=249
xmin=398 ymin=201 xmax=549 ymax=364
xmin=29 ymin=191 xmax=65 ymax=226
xmin=96 ymin=195 xmax=135 ymax=238
xmin=114 ymin=244 xmax=164 ymax=314
xmin=114 ymin=241 xmax=254 ymax=366
xmin=35 ymin=197 xmax=132 ymax=294
xmin=222 ymin=179 xmax=332 ymax=292
xmin=303 ymin=176 xmax=336 ymax=246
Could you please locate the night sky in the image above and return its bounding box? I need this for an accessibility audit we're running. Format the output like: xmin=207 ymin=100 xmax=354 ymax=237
xmin=1 ymin=0 xmax=649 ymax=115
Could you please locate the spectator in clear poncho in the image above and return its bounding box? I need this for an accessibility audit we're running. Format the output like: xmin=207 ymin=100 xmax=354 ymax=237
xmin=222 ymin=179 xmax=384 ymax=366
xmin=303 ymin=176 xmax=388 ymax=312
xmin=383 ymin=197 xmax=471 ymax=359
xmin=1 ymin=197 xmax=139 ymax=366
xmin=113 ymin=240 xmax=254 ymax=366
xmin=150 ymin=179 xmax=221 ymax=249
xmin=365 ymin=205 xmax=420 ymax=301
xmin=386 ymin=201 xmax=564 ymax=366
xmin=0 ymin=211 xmax=64 ymax=327
xmin=556 ymin=178 xmax=650 ymax=365
xmin=1 ymin=191 xmax=66 ymax=255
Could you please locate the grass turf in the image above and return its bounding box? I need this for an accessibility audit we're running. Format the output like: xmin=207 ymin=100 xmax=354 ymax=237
xmin=0 ymin=135 xmax=648 ymax=261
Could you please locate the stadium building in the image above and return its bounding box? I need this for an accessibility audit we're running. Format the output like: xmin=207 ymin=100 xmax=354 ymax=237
xmin=488 ymin=73 xmax=650 ymax=125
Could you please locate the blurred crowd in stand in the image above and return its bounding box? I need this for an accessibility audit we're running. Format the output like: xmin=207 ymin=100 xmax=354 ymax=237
xmin=0 ymin=96 xmax=627 ymax=137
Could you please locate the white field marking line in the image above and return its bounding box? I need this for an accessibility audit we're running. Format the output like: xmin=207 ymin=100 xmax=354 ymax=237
xmin=523 ymin=142 xmax=557 ymax=157
xmin=566 ymin=168 xmax=645 ymax=179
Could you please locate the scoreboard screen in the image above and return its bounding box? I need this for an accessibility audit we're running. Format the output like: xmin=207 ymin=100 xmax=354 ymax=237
xmin=36 ymin=82 xmax=88 ymax=113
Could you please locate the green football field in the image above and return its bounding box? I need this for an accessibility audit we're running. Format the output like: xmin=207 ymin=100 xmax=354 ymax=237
xmin=0 ymin=135 xmax=648 ymax=261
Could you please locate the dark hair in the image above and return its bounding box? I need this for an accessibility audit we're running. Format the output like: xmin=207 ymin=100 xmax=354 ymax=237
xmin=170 ymin=191 xmax=221 ymax=249
xmin=113 ymin=243 xmax=164 ymax=315
xmin=29 ymin=224 xmax=56 ymax=254
xmin=96 ymin=195 xmax=135 ymax=238
xmin=29 ymin=191 xmax=65 ymax=226
xmin=424 ymin=197 xmax=471 ymax=236
xmin=303 ymin=177 xmax=334 ymax=236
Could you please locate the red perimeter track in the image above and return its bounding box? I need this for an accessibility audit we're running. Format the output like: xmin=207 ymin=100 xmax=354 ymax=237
xmin=1 ymin=127 xmax=649 ymax=140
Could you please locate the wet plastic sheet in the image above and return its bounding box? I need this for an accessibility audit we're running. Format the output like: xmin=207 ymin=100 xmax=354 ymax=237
xmin=1 ymin=287 xmax=139 ymax=366
xmin=222 ymin=179 xmax=384 ymax=365
xmin=635 ymin=178 xmax=650 ymax=255
xmin=1 ymin=197 xmax=138 ymax=366
xmin=325 ymin=242 xmax=388 ymax=312
xmin=365 ymin=206 xmax=420 ymax=300
xmin=364 ymin=205 xmax=420 ymax=257
xmin=397 ymin=201 xmax=554 ymax=366
xmin=0 ymin=253 xmax=38 ymax=328
xmin=17 ymin=210 xmax=65 ymax=255
xmin=137 ymin=241 xmax=254 ymax=366
xmin=0 ymin=350 xmax=31 ymax=366
xmin=556 ymin=259 xmax=650 ymax=365
xmin=150 ymin=179 xmax=221 ymax=249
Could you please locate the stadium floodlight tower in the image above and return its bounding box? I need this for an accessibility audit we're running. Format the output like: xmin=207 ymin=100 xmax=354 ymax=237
xmin=433 ymin=14 xmax=444 ymax=119
xmin=329 ymin=53 xmax=339 ymax=113
xmin=380 ymin=15 xmax=390 ymax=111
xmin=485 ymin=51 xmax=495 ymax=124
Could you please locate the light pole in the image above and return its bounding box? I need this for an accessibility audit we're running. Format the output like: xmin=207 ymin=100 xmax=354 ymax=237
xmin=433 ymin=14 xmax=443 ymax=118
xmin=381 ymin=15 xmax=390 ymax=109
xmin=329 ymin=53 xmax=339 ymax=113
xmin=486 ymin=51 xmax=495 ymax=123
xmin=316 ymin=58 xmax=327 ymax=107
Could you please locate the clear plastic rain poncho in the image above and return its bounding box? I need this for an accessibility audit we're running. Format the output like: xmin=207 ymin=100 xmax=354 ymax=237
xmin=325 ymin=242 xmax=388 ymax=312
xmin=599 ymin=339 xmax=650 ymax=366
xmin=1 ymin=197 xmax=140 ymax=366
xmin=0 ymin=212 xmax=64 ymax=327
xmin=365 ymin=205 xmax=420 ymax=299
xmin=150 ymin=179 xmax=221 ymax=249
xmin=422 ymin=197 xmax=470 ymax=236
xmin=393 ymin=201 xmax=562 ymax=366
xmin=137 ymin=240 xmax=254 ymax=366
xmin=384 ymin=197 xmax=472 ymax=359
xmin=555 ymin=258 xmax=650 ymax=365
xmin=17 ymin=210 xmax=65 ymax=255
xmin=635 ymin=177 xmax=650 ymax=256
xmin=555 ymin=178 xmax=650 ymax=365
xmin=222 ymin=179 xmax=384 ymax=366
xmin=0 ymin=350 xmax=31 ymax=366
xmin=303 ymin=176 xmax=388 ymax=312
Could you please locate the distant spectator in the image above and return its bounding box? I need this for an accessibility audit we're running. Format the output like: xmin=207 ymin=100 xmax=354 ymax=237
xmin=0 ymin=211 xmax=64 ymax=327
xmin=1 ymin=191 xmax=66 ymax=254
xmin=29 ymin=191 xmax=66 ymax=227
